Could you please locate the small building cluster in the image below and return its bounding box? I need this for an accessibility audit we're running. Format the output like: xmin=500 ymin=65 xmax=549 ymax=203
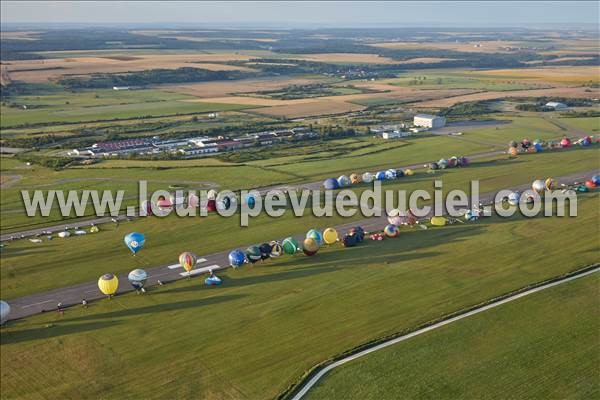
xmin=68 ymin=127 xmax=316 ymax=158
xmin=372 ymin=114 xmax=447 ymax=140
xmin=545 ymin=101 xmax=568 ymax=110
xmin=413 ymin=114 xmax=447 ymax=129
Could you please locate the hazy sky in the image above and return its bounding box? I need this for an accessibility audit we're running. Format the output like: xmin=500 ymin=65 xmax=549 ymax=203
xmin=1 ymin=1 xmax=598 ymax=28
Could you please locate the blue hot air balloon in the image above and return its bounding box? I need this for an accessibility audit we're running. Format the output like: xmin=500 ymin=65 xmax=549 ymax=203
xmin=323 ymin=178 xmax=340 ymax=190
xmin=228 ymin=249 xmax=247 ymax=268
xmin=375 ymin=171 xmax=386 ymax=180
xmin=124 ymin=232 xmax=145 ymax=255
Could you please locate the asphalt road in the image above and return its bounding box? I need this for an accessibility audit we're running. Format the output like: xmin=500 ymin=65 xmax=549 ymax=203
xmin=4 ymin=170 xmax=597 ymax=321
xmin=289 ymin=265 xmax=600 ymax=400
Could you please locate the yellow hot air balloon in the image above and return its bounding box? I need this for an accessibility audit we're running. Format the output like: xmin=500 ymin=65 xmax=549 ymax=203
xmin=430 ymin=216 xmax=448 ymax=226
xmin=98 ymin=273 xmax=119 ymax=297
xmin=404 ymin=169 xmax=414 ymax=176
xmin=179 ymin=252 xmax=197 ymax=275
xmin=323 ymin=227 xmax=339 ymax=245
xmin=544 ymin=178 xmax=555 ymax=191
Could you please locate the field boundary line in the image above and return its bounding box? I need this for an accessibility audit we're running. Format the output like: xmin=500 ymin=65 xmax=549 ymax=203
xmin=280 ymin=264 xmax=600 ymax=400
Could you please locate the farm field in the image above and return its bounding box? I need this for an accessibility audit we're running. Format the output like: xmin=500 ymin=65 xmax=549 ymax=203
xmin=368 ymin=40 xmax=532 ymax=53
xmin=306 ymin=272 xmax=599 ymax=400
xmin=471 ymin=66 xmax=600 ymax=85
xmin=1 ymin=194 xmax=598 ymax=399
xmin=2 ymin=146 xmax=598 ymax=299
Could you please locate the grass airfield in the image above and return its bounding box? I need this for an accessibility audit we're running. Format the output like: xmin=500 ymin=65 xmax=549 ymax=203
xmin=1 ymin=193 xmax=598 ymax=399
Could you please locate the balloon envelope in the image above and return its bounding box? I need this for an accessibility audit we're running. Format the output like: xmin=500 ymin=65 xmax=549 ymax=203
xmin=246 ymin=245 xmax=262 ymax=262
xmin=322 ymin=228 xmax=338 ymax=245
xmin=362 ymin=172 xmax=373 ymax=183
xmin=179 ymin=252 xmax=197 ymax=272
xmin=0 ymin=300 xmax=10 ymax=325
xmin=282 ymin=237 xmax=299 ymax=255
xmin=323 ymin=178 xmax=340 ymax=190
xmin=430 ymin=216 xmax=448 ymax=226
xmin=384 ymin=224 xmax=399 ymax=238
xmin=350 ymin=173 xmax=361 ymax=184
xmin=342 ymin=234 xmax=358 ymax=247
xmin=205 ymin=275 xmax=222 ymax=286
xmin=385 ymin=169 xmax=397 ymax=180
xmin=508 ymin=191 xmax=520 ymax=206
xmin=98 ymin=273 xmax=119 ymax=296
xmin=306 ymin=229 xmax=323 ymax=245
xmin=337 ymin=175 xmax=350 ymax=187
xmin=229 ymin=249 xmax=247 ymax=268
xmin=592 ymin=175 xmax=600 ymax=186
xmin=532 ymin=179 xmax=545 ymax=193
xmin=302 ymin=238 xmax=319 ymax=256
xmin=128 ymin=269 xmax=148 ymax=290
xmin=560 ymin=138 xmax=571 ymax=148
xmin=124 ymin=232 xmax=145 ymax=254
xmin=270 ymin=241 xmax=282 ymax=257
xmin=259 ymin=242 xmax=273 ymax=260
xmin=375 ymin=171 xmax=386 ymax=180
xmin=404 ymin=169 xmax=414 ymax=176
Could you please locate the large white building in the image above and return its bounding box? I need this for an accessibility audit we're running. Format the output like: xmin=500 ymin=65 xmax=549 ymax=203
xmin=545 ymin=102 xmax=567 ymax=110
xmin=413 ymin=114 xmax=446 ymax=129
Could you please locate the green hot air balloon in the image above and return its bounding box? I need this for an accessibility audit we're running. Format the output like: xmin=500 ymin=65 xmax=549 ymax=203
xmin=282 ymin=237 xmax=299 ymax=255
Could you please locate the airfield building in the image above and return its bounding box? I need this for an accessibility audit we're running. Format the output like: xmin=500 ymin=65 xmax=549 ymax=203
xmin=414 ymin=114 xmax=446 ymax=129
xmin=545 ymin=101 xmax=567 ymax=110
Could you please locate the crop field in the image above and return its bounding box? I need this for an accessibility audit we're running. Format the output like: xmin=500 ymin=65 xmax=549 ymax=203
xmin=368 ymin=40 xmax=532 ymax=53
xmin=471 ymin=66 xmax=600 ymax=85
xmin=2 ymin=146 xmax=598 ymax=298
xmin=557 ymin=117 xmax=600 ymax=133
xmin=1 ymin=192 xmax=598 ymax=399
xmin=306 ymin=273 xmax=599 ymax=400
xmin=386 ymin=71 xmax=550 ymax=91
xmin=0 ymin=88 xmax=254 ymax=128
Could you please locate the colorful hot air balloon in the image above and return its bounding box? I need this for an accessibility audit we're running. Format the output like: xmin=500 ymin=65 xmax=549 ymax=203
xmin=429 ymin=162 xmax=439 ymax=170
xmin=585 ymin=179 xmax=596 ymax=189
xmin=508 ymin=147 xmax=518 ymax=156
xmin=228 ymin=249 xmax=246 ymax=268
xmin=259 ymin=242 xmax=273 ymax=260
xmin=270 ymin=241 xmax=282 ymax=257
xmin=141 ymin=200 xmax=154 ymax=216
xmin=592 ymin=175 xmax=600 ymax=186
xmin=404 ymin=169 xmax=414 ymax=176
xmin=350 ymin=226 xmax=365 ymax=242
xmin=205 ymin=275 xmax=222 ymax=286
xmin=458 ymin=156 xmax=469 ymax=166
xmin=207 ymin=189 xmax=217 ymax=200
xmin=465 ymin=210 xmax=478 ymax=221
xmin=282 ymin=237 xmax=300 ymax=255
xmin=157 ymin=198 xmax=173 ymax=211
xmin=362 ymin=172 xmax=374 ymax=183
xmin=395 ymin=169 xmax=405 ymax=178
xmin=322 ymin=228 xmax=338 ymax=245
xmin=544 ymin=178 xmax=555 ymax=191
xmin=124 ymin=232 xmax=145 ymax=255
xmin=350 ymin=173 xmax=361 ymax=184
xmin=430 ymin=216 xmax=448 ymax=226
xmin=128 ymin=269 xmax=148 ymax=292
xmin=98 ymin=273 xmax=119 ymax=297
xmin=302 ymin=238 xmax=319 ymax=256
xmin=306 ymin=229 xmax=323 ymax=245
xmin=337 ymin=175 xmax=351 ymax=187
xmin=323 ymin=178 xmax=340 ymax=190
xmin=245 ymin=245 xmax=262 ymax=263
xmin=560 ymin=137 xmax=571 ymax=148
xmin=448 ymin=157 xmax=458 ymax=168
xmin=206 ymin=199 xmax=217 ymax=212
xmin=385 ymin=169 xmax=397 ymax=180
xmin=0 ymin=300 xmax=10 ymax=325
xmin=384 ymin=224 xmax=399 ymax=238
xmin=438 ymin=159 xmax=448 ymax=169
xmin=532 ymin=179 xmax=546 ymax=194
xmin=179 ymin=252 xmax=198 ymax=274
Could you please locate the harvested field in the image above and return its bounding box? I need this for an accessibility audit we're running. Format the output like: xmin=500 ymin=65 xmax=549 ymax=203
xmin=294 ymin=53 xmax=400 ymax=64
xmin=1 ymin=53 xmax=257 ymax=83
xmin=369 ymin=40 xmax=526 ymax=53
xmin=471 ymin=66 xmax=600 ymax=85
xmin=412 ymin=86 xmax=600 ymax=108
xmin=245 ymin=99 xmax=366 ymax=118
xmin=164 ymin=76 xmax=323 ymax=98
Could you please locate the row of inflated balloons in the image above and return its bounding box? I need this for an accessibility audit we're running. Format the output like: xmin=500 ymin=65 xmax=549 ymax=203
xmin=323 ymin=168 xmax=415 ymax=190
xmin=508 ymin=136 xmax=596 ymax=156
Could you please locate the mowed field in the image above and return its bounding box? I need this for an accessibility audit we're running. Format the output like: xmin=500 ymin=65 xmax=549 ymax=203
xmin=306 ymin=273 xmax=600 ymax=400
xmin=1 ymin=193 xmax=598 ymax=399
xmin=369 ymin=40 xmax=531 ymax=53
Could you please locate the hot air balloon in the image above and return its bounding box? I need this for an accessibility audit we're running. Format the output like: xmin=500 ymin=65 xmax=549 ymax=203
xmin=404 ymin=169 xmax=414 ymax=176
xmin=465 ymin=210 xmax=478 ymax=221
xmin=282 ymin=237 xmax=299 ymax=255
xmin=323 ymin=228 xmax=338 ymax=245
xmin=270 ymin=241 xmax=282 ymax=257
xmin=395 ymin=169 xmax=405 ymax=178
xmin=350 ymin=173 xmax=361 ymax=184
xmin=560 ymin=137 xmax=571 ymax=148
xmin=585 ymin=179 xmax=596 ymax=189
xmin=58 ymin=231 xmax=71 ymax=238
xmin=458 ymin=156 xmax=469 ymax=166
xmin=306 ymin=229 xmax=323 ymax=245
xmin=0 ymin=301 xmax=10 ymax=325
xmin=507 ymin=191 xmax=520 ymax=206
xmin=579 ymin=136 xmax=592 ymax=146
xmin=98 ymin=273 xmax=119 ymax=297
xmin=179 ymin=252 xmax=198 ymax=276
xmin=302 ymin=238 xmax=319 ymax=256
xmin=592 ymin=175 xmax=600 ymax=186
xmin=430 ymin=216 xmax=448 ymax=226
xmin=342 ymin=233 xmax=358 ymax=247
xmin=337 ymin=175 xmax=351 ymax=187
xmin=188 ymin=193 xmax=199 ymax=208
xmin=124 ymin=232 xmax=145 ymax=255
xmin=438 ymin=159 xmax=448 ymax=169
xmin=448 ymin=157 xmax=458 ymax=168
xmin=385 ymin=169 xmax=397 ymax=180
xmin=157 ymin=197 xmax=173 ymax=211
xmin=207 ymin=189 xmax=217 ymax=200
xmin=375 ymin=171 xmax=386 ymax=181
xmin=141 ymin=200 xmax=154 ymax=216
xmin=362 ymin=172 xmax=374 ymax=183
xmin=532 ymin=179 xmax=546 ymax=194
xmin=323 ymin=178 xmax=340 ymax=190
xmin=206 ymin=199 xmax=217 ymax=212
xmin=246 ymin=245 xmax=262 ymax=263
xmin=229 ymin=249 xmax=246 ymax=268
xmin=508 ymin=147 xmax=518 ymax=156
xmin=349 ymin=226 xmax=365 ymax=242
xmin=384 ymin=224 xmax=399 ymax=238
xmin=128 ymin=269 xmax=148 ymax=292
xmin=387 ymin=212 xmax=403 ymax=226
xmin=259 ymin=242 xmax=273 ymax=260
xmin=545 ymin=178 xmax=555 ymax=191
xmin=429 ymin=162 xmax=439 ymax=170
xmin=521 ymin=138 xmax=531 ymax=149
xmin=205 ymin=274 xmax=222 ymax=286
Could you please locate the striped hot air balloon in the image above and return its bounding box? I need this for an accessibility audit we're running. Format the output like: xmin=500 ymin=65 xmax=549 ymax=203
xmin=179 ymin=252 xmax=198 ymax=276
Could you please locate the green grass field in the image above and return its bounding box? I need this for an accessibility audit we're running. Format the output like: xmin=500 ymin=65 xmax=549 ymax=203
xmin=306 ymin=273 xmax=599 ymax=400
xmin=1 ymin=194 xmax=598 ymax=399
xmin=386 ymin=71 xmax=549 ymax=91
xmin=0 ymin=88 xmax=253 ymax=128
xmin=2 ymin=146 xmax=598 ymax=299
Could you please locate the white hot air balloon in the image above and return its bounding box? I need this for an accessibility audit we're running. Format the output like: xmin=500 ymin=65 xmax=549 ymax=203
xmin=0 ymin=301 xmax=11 ymax=325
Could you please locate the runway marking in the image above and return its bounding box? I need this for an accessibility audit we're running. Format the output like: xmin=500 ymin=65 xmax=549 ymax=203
xmin=179 ymin=265 xmax=221 ymax=277
xmin=150 ymin=272 xmax=170 ymax=278
xmin=21 ymin=299 xmax=54 ymax=308
xmin=167 ymin=258 xmax=207 ymax=269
